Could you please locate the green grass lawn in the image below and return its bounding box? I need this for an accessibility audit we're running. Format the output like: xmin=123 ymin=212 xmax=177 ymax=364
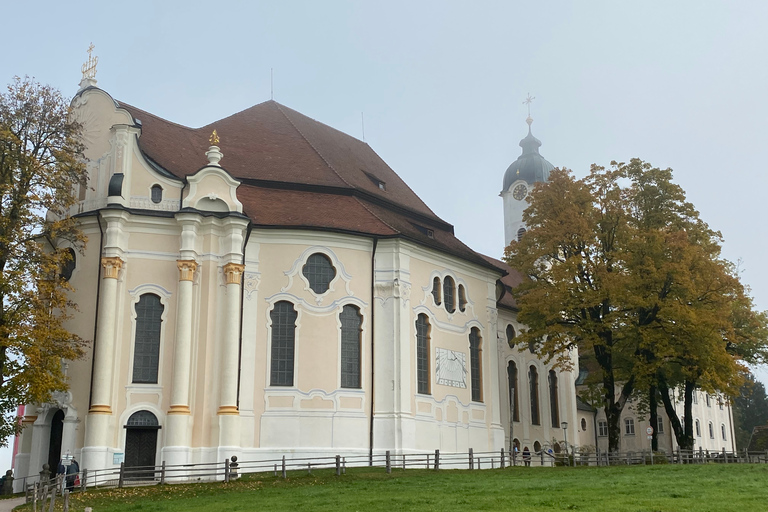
xmin=20 ymin=463 xmax=768 ymax=512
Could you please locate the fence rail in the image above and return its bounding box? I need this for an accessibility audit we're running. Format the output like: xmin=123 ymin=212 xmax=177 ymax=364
xmin=21 ymin=446 xmax=768 ymax=504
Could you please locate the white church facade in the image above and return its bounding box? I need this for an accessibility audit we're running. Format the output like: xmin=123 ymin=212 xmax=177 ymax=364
xmin=14 ymin=73 xmax=734 ymax=482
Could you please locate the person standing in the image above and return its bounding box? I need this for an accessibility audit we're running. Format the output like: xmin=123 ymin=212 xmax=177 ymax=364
xmin=66 ymin=458 xmax=80 ymax=492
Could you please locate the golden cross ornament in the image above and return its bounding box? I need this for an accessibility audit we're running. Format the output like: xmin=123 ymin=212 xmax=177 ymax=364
xmin=209 ymin=130 xmax=220 ymax=145
xmin=81 ymin=43 xmax=98 ymax=80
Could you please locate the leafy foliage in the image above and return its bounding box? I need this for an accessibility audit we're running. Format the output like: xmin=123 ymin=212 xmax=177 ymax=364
xmin=0 ymin=76 xmax=88 ymax=443
xmin=504 ymin=160 xmax=768 ymax=452
xmin=733 ymin=373 xmax=768 ymax=450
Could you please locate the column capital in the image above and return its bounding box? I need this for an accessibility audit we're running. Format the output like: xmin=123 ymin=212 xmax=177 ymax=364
xmin=100 ymin=257 xmax=124 ymax=279
xmin=223 ymin=262 xmax=245 ymax=285
xmin=177 ymin=260 xmax=198 ymax=282
xmin=168 ymin=405 xmax=191 ymax=415
xmin=217 ymin=405 xmax=239 ymax=415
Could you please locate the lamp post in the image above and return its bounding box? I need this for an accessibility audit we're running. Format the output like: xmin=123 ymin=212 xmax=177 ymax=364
xmin=561 ymin=421 xmax=569 ymax=466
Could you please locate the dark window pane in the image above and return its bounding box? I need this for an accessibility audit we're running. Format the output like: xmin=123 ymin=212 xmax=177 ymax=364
xmin=517 ymin=228 xmax=526 ymax=242
xmin=470 ymin=328 xmax=482 ymax=402
xmin=549 ymin=370 xmax=559 ymax=427
xmin=506 ymin=324 xmax=515 ymax=348
xmin=458 ymin=285 xmax=467 ymax=312
xmin=302 ymin=254 xmax=336 ymax=294
xmin=443 ymin=276 xmax=455 ymax=313
xmin=507 ymin=361 xmax=519 ymax=422
xmin=416 ymin=314 xmax=430 ymax=394
xmin=126 ymin=410 xmax=159 ymax=427
xmin=270 ymin=301 xmax=297 ymax=386
xmin=431 ymin=277 xmax=441 ymax=305
xmin=529 ymin=366 xmax=540 ymax=425
xmin=132 ymin=294 xmax=163 ymax=383
xmin=340 ymin=305 xmax=362 ymax=388
xmin=151 ymin=185 xmax=163 ymax=204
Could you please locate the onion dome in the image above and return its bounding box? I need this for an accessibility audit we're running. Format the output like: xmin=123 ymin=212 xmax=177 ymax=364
xmin=502 ymin=116 xmax=554 ymax=191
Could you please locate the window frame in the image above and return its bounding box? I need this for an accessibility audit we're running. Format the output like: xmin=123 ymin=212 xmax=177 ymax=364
xmin=507 ymin=361 xmax=519 ymax=422
xmin=302 ymin=253 xmax=337 ymax=295
xmin=656 ymin=415 xmax=664 ymax=434
xmin=416 ymin=314 xmax=431 ymax=395
xmin=548 ymin=370 xmax=560 ymax=427
xmin=150 ymin=184 xmax=163 ymax=204
xmin=443 ymin=276 xmax=456 ymax=313
xmin=624 ymin=418 xmax=635 ymax=436
xmin=458 ymin=284 xmax=467 ymax=312
xmin=469 ymin=328 xmax=483 ymax=402
xmin=721 ymin=423 xmax=727 ymax=441
xmin=339 ymin=305 xmax=362 ymax=389
xmin=431 ymin=277 xmax=441 ymax=306
xmin=529 ymin=365 xmax=540 ymax=425
xmin=131 ymin=293 xmax=164 ymax=384
xmin=695 ymin=419 xmax=701 ymax=437
xmin=269 ymin=301 xmax=298 ymax=387
xmin=598 ymin=420 xmax=608 ymax=437
xmin=708 ymin=421 xmax=714 ymax=439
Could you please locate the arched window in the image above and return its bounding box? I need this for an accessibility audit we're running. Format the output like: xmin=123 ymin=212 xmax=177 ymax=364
xmin=533 ymin=441 xmax=541 ymax=453
xmin=529 ymin=366 xmax=540 ymax=425
xmin=270 ymin=301 xmax=297 ymax=386
xmin=695 ymin=419 xmax=701 ymax=437
xmin=469 ymin=328 xmax=482 ymax=402
xmin=340 ymin=305 xmax=362 ymax=389
xmin=708 ymin=422 xmax=714 ymax=439
xmin=132 ymin=294 xmax=163 ymax=383
xmin=150 ymin=184 xmax=163 ymax=204
xmin=581 ymin=418 xmax=587 ymax=431
xmin=416 ymin=314 xmax=431 ymax=395
xmin=126 ymin=410 xmax=159 ymax=427
xmin=431 ymin=277 xmax=441 ymax=305
xmin=517 ymin=227 xmax=526 ymax=242
xmin=706 ymin=394 xmax=711 ymax=407
xmin=548 ymin=370 xmax=560 ymax=427
xmin=528 ymin=338 xmax=537 ymax=354
xmin=507 ymin=361 xmax=519 ymax=422
xmin=506 ymin=324 xmax=516 ymax=348
xmin=59 ymin=248 xmax=76 ymax=281
xmin=721 ymin=424 xmax=726 ymax=440
xmin=443 ymin=276 xmax=455 ymax=313
xmin=458 ymin=284 xmax=467 ymax=312
xmin=302 ymin=253 xmax=336 ymax=294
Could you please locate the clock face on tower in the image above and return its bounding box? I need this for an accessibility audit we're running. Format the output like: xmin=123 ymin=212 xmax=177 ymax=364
xmin=512 ymin=184 xmax=527 ymax=200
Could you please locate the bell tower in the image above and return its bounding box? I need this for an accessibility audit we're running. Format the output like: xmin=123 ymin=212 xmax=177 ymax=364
xmin=501 ymin=95 xmax=555 ymax=247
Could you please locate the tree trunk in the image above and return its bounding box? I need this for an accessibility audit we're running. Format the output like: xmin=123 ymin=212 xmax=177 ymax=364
xmin=658 ymin=374 xmax=695 ymax=451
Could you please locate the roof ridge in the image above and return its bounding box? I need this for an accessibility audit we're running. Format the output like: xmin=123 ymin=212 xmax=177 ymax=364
xmin=273 ymin=103 xmax=353 ymax=189
xmin=118 ymin=101 xmax=194 ymax=131
xmin=354 ymin=196 xmax=398 ymax=233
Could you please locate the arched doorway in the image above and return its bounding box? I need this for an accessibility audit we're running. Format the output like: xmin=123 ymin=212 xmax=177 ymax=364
xmin=124 ymin=411 xmax=160 ymax=480
xmin=47 ymin=410 xmax=65 ymax=472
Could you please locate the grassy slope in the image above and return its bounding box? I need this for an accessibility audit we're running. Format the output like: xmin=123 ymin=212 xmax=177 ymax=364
xmin=21 ymin=464 xmax=768 ymax=512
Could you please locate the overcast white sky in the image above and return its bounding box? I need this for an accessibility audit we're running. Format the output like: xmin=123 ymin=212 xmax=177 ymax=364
xmin=1 ymin=0 xmax=766 ymax=471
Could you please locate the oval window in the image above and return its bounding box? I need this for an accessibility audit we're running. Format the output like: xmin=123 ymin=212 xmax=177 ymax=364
xmin=302 ymin=253 xmax=336 ymax=294
xmin=151 ymin=184 xmax=163 ymax=204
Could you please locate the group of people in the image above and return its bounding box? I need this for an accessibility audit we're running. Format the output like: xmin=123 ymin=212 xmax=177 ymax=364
xmin=56 ymin=457 xmax=80 ymax=492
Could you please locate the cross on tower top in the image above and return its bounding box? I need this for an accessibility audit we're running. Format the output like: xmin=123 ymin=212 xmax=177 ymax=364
xmin=81 ymin=43 xmax=98 ymax=80
xmin=523 ymin=93 xmax=535 ymax=117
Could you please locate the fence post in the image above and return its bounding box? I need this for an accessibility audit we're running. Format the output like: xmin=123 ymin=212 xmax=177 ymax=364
xmin=118 ymin=462 xmax=125 ymax=488
xmin=343 ymin=457 xmax=346 ymax=475
xmin=402 ymin=454 xmax=406 ymax=470
xmin=426 ymin=454 xmax=430 ymax=469
xmin=434 ymin=449 xmax=440 ymax=470
xmin=160 ymin=461 xmax=166 ymax=485
xmin=80 ymin=469 xmax=87 ymax=492
xmin=386 ymin=451 xmax=391 ymax=474
xmin=469 ymin=448 xmax=474 ymax=470
xmin=224 ymin=459 xmax=230 ymax=483
xmin=540 ymin=451 xmax=544 ymax=466
xmin=722 ymin=448 xmax=727 ymax=463
xmin=307 ymin=462 xmax=311 ymax=475
xmin=676 ymin=447 xmax=681 ymax=464
xmin=336 ymin=455 xmax=341 ymax=476
xmin=281 ymin=456 xmax=286 ymax=479
xmin=63 ymin=489 xmax=69 ymax=512
xmin=500 ymin=448 xmax=505 ymax=469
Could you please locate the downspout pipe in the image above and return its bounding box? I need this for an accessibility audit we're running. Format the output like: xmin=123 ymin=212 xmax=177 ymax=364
xmin=236 ymin=223 xmax=253 ymax=409
xmin=88 ymin=213 xmax=106 ymax=409
xmin=369 ymin=237 xmax=378 ymax=466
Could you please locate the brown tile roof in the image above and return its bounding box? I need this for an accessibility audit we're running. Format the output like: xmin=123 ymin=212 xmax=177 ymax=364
xmin=116 ymin=96 xmax=507 ymax=275
xmin=479 ymin=254 xmax=525 ymax=310
xmin=119 ymin=100 xmax=439 ymax=220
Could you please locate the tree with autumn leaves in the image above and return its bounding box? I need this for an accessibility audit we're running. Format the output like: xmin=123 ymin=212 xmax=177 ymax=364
xmin=0 ymin=77 xmax=89 ymax=443
xmin=504 ymin=160 xmax=768 ymax=452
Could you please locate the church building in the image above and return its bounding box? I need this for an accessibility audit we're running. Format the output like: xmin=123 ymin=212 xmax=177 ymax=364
xmin=14 ymin=67 xmax=733 ymax=482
